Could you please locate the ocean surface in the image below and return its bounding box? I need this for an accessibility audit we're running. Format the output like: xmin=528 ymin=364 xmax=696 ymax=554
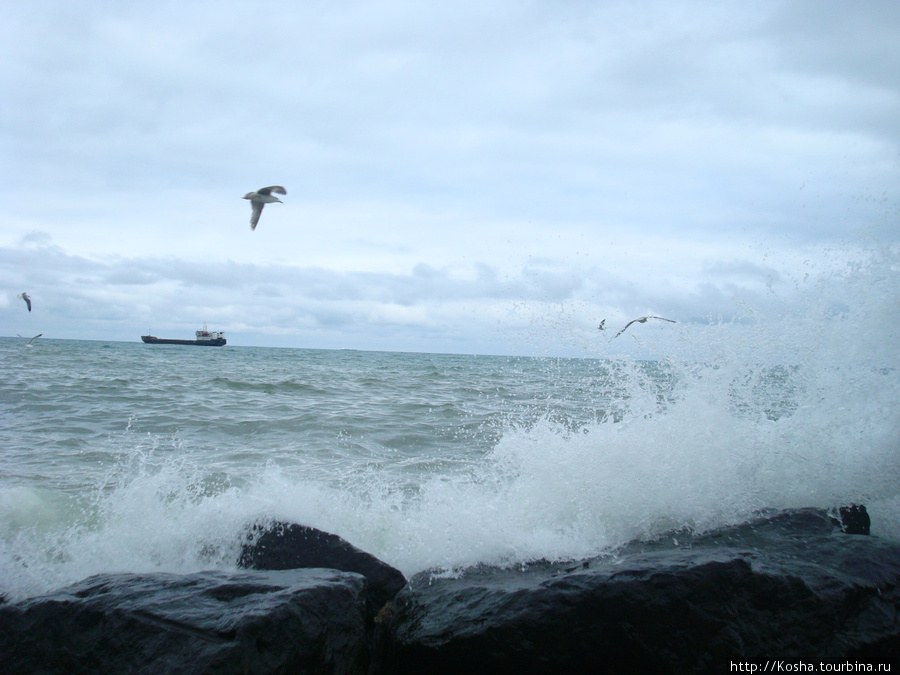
xmin=2 ymin=248 xmax=898 ymax=602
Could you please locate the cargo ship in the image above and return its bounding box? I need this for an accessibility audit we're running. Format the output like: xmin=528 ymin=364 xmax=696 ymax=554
xmin=141 ymin=325 xmax=226 ymax=346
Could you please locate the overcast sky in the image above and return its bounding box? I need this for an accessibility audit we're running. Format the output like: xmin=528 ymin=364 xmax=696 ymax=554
xmin=1 ymin=0 xmax=898 ymax=356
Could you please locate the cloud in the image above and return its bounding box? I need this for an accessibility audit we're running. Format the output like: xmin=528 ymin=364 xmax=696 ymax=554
xmin=0 ymin=228 xmax=843 ymax=357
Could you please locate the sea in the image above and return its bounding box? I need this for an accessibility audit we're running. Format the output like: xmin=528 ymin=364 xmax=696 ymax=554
xmin=2 ymin=246 xmax=898 ymax=603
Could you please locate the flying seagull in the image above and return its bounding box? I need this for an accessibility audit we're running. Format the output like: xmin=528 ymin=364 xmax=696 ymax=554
xmin=598 ymin=320 xmax=606 ymax=331
xmin=18 ymin=333 xmax=42 ymax=346
xmin=614 ymin=315 xmax=676 ymax=338
xmin=243 ymin=186 xmax=286 ymax=230
xmin=18 ymin=292 xmax=31 ymax=312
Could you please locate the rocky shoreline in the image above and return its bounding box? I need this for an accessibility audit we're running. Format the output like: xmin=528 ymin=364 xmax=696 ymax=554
xmin=2 ymin=508 xmax=898 ymax=673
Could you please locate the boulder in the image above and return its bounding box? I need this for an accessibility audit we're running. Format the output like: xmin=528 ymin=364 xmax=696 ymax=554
xmin=372 ymin=509 xmax=900 ymax=673
xmin=833 ymin=503 xmax=871 ymax=535
xmin=0 ymin=569 xmax=368 ymax=675
xmin=239 ymin=521 xmax=407 ymax=613
xmin=2 ymin=510 xmax=896 ymax=674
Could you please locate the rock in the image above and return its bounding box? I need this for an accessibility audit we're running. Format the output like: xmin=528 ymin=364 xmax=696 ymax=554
xmin=0 ymin=569 xmax=368 ymax=675
xmin=238 ymin=521 xmax=407 ymax=613
xmin=372 ymin=509 xmax=900 ymax=672
xmin=3 ymin=511 xmax=897 ymax=674
xmin=834 ymin=504 xmax=871 ymax=535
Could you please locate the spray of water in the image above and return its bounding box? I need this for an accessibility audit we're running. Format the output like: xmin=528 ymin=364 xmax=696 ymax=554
xmin=1 ymin=242 xmax=897 ymax=599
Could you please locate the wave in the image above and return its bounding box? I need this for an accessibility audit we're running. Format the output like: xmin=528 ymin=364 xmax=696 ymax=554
xmin=209 ymin=376 xmax=332 ymax=396
xmin=1 ymin=240 xmax=898 ymax=601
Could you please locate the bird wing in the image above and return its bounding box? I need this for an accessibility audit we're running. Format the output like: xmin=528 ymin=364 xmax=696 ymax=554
xmin=614 ymin=319 xmax=638 ymax=338
xmin=648 ymin=316 xmax=676 ymax=323
xmin=250 ymin=201 xmax=265 ymax=230
xmin=263 ymin=186 xmax=287 ymax=195
xmin=28 ymin=334 xmax=42 ymax=344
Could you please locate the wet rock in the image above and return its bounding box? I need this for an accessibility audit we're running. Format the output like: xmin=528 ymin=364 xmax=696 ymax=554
xmin=0 ymin=569 xmax=368 ymax=675
xmin=833 ymin=503 xmax=871 ymax=535
xmin=3 ymin=511 xmax=896 ymax=674
xmin=372 ymin=509 xmax=900 ymax=673
xmin=239 ymin=521 xmax=407 ymax=613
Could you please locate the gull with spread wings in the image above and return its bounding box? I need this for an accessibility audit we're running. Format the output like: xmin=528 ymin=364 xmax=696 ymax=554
xmin=614 ymin=315 xmax=676 ymax=338
xmin=243 ymin=186 xmax=287 ymax=230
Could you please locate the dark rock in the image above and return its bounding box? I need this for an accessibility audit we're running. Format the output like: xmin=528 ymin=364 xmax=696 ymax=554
xmin=835 ymin=504 xmax=871 ymax=535
xmin=3 ymin=511 xmax=896 ymax=674
xmin=239 ymin=521 xmax=406 ymax=613
xmin=372 ymin=508 xmax=900 ymax=673
xmin=0 ymin=569 xmax=368 ymax=675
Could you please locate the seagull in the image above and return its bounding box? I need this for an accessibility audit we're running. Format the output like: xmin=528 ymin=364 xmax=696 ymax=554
xmin=598 ymin=320 xmax=606 ymax=331
xmin=614 ymin=315 xmax=676 ymax=338
xmin=18 ymin=333 xmax=42 ymax=346
xmin=243 ymin=186 xmax=287 ymax=230
xmin=18 ymin=292 xmax=31 ymax=312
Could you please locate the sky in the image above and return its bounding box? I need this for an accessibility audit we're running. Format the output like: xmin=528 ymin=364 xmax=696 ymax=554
xmin=1 ymin=0 xmax=898 ymax=356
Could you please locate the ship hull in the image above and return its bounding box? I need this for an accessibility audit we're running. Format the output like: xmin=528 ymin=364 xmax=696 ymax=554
xmin=141 ymin=336 xmax=226 ymax=346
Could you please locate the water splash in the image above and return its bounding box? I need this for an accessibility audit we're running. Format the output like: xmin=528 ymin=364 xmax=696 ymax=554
xmin=1 ymin=241 xmax=897 ymax=599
